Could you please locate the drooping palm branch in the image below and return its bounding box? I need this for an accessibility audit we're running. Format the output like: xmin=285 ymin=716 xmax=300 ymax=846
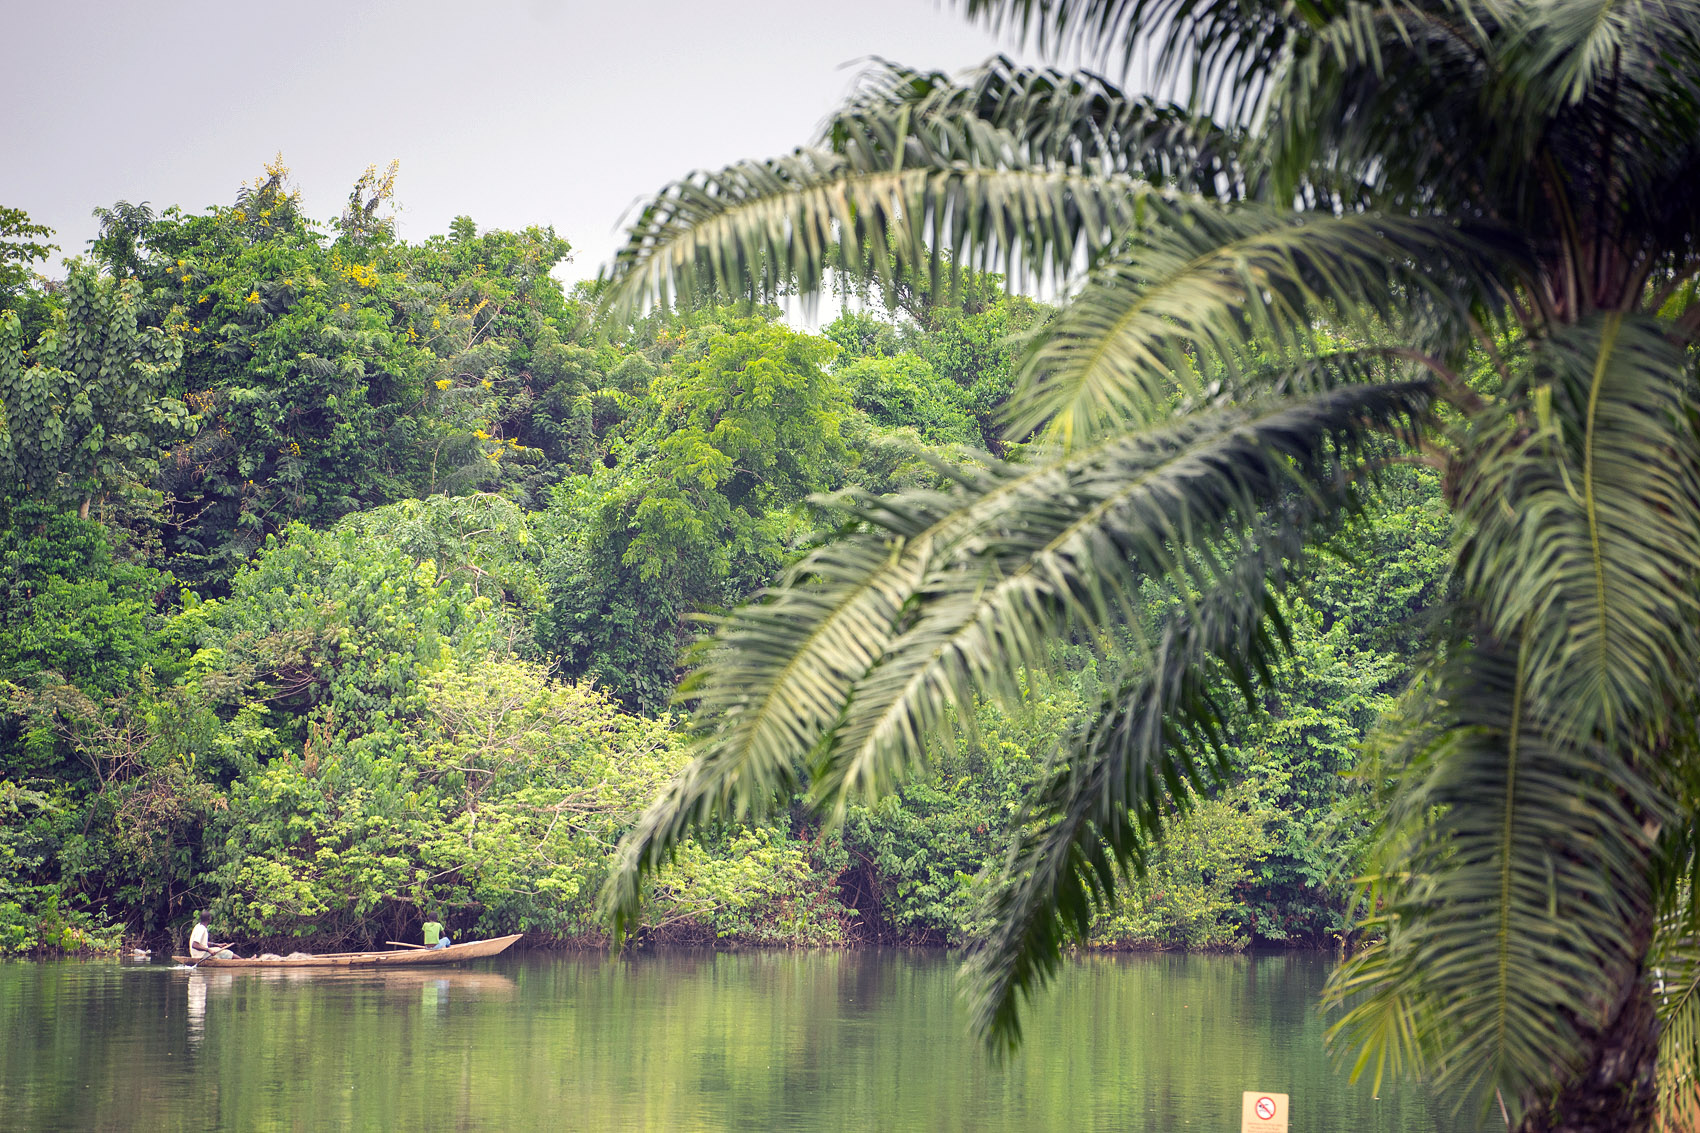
xmin=1654 ymin=903 xmax=1700 ymax=1129
xmin=606 ymin=376 xmax=1435 ymax=939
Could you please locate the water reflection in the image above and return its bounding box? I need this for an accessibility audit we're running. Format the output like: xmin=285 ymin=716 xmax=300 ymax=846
xmin=184 ymin=971 xmax=205 ymax=1048
xmin=0 ymin=951 xmax=1473 ymax=1132
xmin=229 ymin=967 xmax=516 ymax=993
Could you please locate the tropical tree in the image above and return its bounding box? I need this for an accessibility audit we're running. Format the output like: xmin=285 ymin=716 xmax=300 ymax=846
xmin=0 ymin=263 xmax=188 ymax=516
xmin=596 ymin=3 xmax=1700 ymax=1129
xmin=538 ymin=316 xmax=854 ymax=712
xmin=89 ymin=201 xmax=156 ymax=279
xmin=0 ymin=206 xmax=56 ymax=298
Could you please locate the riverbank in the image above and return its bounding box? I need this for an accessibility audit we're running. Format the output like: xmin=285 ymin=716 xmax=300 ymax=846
xmin=48 ymin=925 xmax=1334 ymax=965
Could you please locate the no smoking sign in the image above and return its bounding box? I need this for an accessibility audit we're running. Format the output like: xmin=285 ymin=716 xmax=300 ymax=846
xmin=1241 ymin=1091 xmax=1289 ymax=1133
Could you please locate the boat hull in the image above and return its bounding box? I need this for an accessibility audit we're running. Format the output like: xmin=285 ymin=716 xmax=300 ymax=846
xmin=173 ymin=933 xmax=522 ymax=968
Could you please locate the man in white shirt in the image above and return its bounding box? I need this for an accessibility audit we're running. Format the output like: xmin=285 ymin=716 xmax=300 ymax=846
xmin=188 ymin=912 xmax=233 ymax=960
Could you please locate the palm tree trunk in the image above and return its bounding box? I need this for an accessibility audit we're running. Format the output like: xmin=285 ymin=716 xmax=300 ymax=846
xmin=1516 ymin=967 xmax=1661 ymax=1133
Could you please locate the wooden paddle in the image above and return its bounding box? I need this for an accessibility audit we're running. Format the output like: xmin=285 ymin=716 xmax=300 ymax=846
xmin=385 ymin=941 xmax=430 ymax=949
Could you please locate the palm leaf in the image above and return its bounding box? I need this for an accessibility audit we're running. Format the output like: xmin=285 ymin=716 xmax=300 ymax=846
xmin=1454 ymin=314 xmax=1700 ymax=752
xmin=604 ymin=378 xmax=1434 ymax=957
xmin=600 ymin=145 xmax=1169 ymax=324
xmin=1005 ymin=207 xmax=1516 ymax=443
xmin=956 ymin=0 xmax=1300 ymax=122
xmin=830 ymin=55 xmax=1247 ymax=194
xmin=810 ymin=381 xmax=1433 ymax=812
xmin=966 ymin=507 xmax=1335 ymax=1052
xmin=1654 ymin=903 xmax=1700 ymax=1129
xmin=1328 ymin=635 xmax=1664 ymax=1123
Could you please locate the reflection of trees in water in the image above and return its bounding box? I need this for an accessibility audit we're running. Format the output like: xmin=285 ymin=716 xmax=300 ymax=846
xmin=178 ymin=965 xmax=515 ymax=1051
xmin=6 ymin=955 xmax=1455 ymax=1131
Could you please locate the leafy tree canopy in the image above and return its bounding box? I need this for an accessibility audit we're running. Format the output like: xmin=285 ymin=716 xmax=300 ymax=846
xmin=0 ymin=207 xmax=56 ymax=298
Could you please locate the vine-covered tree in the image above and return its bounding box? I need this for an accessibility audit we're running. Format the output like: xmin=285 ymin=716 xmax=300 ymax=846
xmin=598 ymin=3 xmax=1700 ymax=1129
xmin=0 ymin=263 xmax=188 ymax=516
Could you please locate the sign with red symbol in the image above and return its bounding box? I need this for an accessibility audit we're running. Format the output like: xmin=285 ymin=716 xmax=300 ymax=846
xmin=1241 ymin=1091 xmax=1288 ymax=1132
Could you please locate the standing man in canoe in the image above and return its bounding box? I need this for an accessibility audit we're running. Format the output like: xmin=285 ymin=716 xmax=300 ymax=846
xmin=422 ymin=915 xmax=452 ymax=950
xmin=188 ymin=911 xmax=234 ymax=960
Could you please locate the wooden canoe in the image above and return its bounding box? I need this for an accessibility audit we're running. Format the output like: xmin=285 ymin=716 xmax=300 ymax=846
xmin=173 ymin=933 xmax=522 ymax=968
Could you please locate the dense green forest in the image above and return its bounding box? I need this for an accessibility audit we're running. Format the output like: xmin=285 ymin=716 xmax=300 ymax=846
xmin=0 ymin=165 xmax=1444 ymax=955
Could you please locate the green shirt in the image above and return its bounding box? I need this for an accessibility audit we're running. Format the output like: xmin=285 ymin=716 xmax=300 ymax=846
xmin=422 ymin=921 xmax=443 ymax=946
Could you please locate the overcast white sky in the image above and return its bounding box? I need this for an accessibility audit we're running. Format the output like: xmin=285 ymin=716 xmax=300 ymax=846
xmin=3 ymin=0 xmax=1038 ymax=284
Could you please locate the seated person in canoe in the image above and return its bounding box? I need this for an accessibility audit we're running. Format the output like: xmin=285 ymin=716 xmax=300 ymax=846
xmin=422 ymin=915 xmax=452 ymax=950
xmin=188 ymin=912 xmax=234 ymax=960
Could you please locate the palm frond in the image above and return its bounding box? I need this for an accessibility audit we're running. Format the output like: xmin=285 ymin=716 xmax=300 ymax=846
xmin=1654 ymin=903 xmax=1700 ymax=1129
xmin=809 ymin=382 xmax=1431 ymax=812
xmin=1006 ymin=208 xmax=1518 ymax=443
xmin=601 ymin=508 xmax=951 ymax=942
xmin=603 ymin=377 xmax=1434 ymax=958
xmin=599 ymin=143 xmax=1166 ymax=324
xmin=830 ymin=56 xmax=1247 ymax=194
xmin=956 ymin=0 xmax=1299 ymax=122
xmin=1501 ymin=0 xmax=1700 ymax=111
xmin=1267 ymin=2 xmax=1501 ymax=209
xmin=1454 ymin=314 xmax=1700 ymax=752
xmin=965 ymin=507 xmax=1332 ymax=1052
xmin=1328 ymin=636 xmax=1664 ymax=1123
xmin=1267 ymin=0 xmax=1700 ymax=296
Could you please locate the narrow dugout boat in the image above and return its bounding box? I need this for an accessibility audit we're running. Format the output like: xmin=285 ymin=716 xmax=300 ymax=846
xmin=173 ymin=933 xmax=522 ymax=968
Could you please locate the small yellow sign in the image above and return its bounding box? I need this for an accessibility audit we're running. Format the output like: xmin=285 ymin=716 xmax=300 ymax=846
xmin=1241 ymin=1091 xmax=1289 ymax=1133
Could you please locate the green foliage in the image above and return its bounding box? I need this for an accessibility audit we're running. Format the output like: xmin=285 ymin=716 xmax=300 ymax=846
xmin=835 ymin=353 xmax=978 ymax=447
xmin=0 ymin=502 xmax=168 ymax=698
xmin=0 ymin=166 xmax=1472 ymax=1019
xmin=839 ymin=690 xmax=1062 ymax=944
xmin=334 ymin=493 xmax=543 ymax=615
xmin=89 ymin=201 xmax=155 ymax=280
xmin=0 ymin=206 xmax=56 ymax=299
xmin=910 ymin=296 xmax=1048 ymax=452
xmin=93 ymin=163 xmax=575 ymax=586
xmin=1091 ymin=777 xmax=1275 ymax=951
xmin=822 ymin=283 xmax=1049 ymax=453
xmin=209 ymin=656 xmax=676 ymax=943
xmin=199 ymin=648 xmax=849 ymax=949
xmin=537 ymin=317 xmax=854 ymax=712
xmin=645 ymin=824 xmax=851 ymax=945
xmin=0 ymin=263 xmax=188 ymax=512
xmin=645 ymin=319 xmax=847 ymax=515
xmin=197 ymin=519 xmax=508 ymax=729
xmin=0 ymin=779 xmax=123 ymax=953
xmin=140 ymin=192 xmax=433 ymax=579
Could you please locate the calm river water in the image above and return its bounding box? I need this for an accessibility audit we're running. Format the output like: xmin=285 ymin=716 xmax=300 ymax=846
xmin=0 ymin=949 xmax=1476 ymax=1131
